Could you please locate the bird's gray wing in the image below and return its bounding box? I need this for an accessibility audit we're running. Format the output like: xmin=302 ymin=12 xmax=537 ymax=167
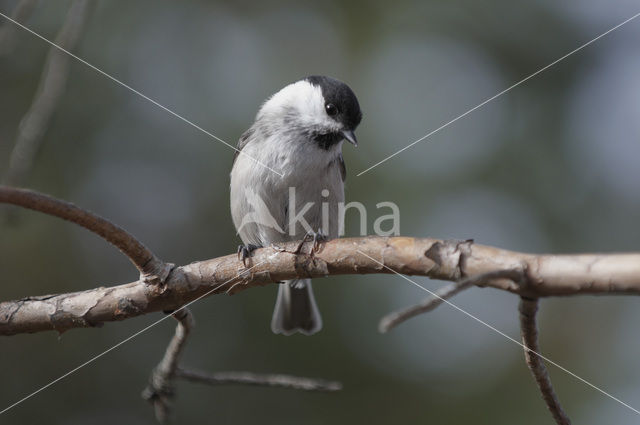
xmin=337 ymin=153 xmax=346 ymax=181
xmin=232 ymin=127 xmax=255 ymax=166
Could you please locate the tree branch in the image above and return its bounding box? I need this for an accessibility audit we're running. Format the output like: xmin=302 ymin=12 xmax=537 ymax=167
xmin=142 ymin=308 xmax=195 ymax=424
xmin=0 ymin=186 xmax=171 ymax=285
xmin=2 ymin=231 xmax=640 ymax=335
xmin=519 ymin=297 xmax=571 ymax=424
xmin=176 ymin=368 xmax=342 ymax=391
xmin=2 ymin=190 xmax=637 ymax=424
xmin=1 ymin=6 xmax=617 ymax=422
xmin=3 ymin=0 xmax=90 ymax=188
xmin=379 ymin=269 xmax=524 ymax=333
xmin=141 ymin=308 xmax=340 ymax=424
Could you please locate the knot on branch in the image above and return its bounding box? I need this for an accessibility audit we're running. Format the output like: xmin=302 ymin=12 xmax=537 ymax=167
xmin=424 ymin=239 xmax=473 ymax=280
xmin=142 ymin=366 xmax=176 ymax=424
xmin=141 ymin=261 xmax=176 ymax=287
xmin=142 ymin=309 xmax=194 ymax=424
xmin=142 ymin=365 xmax=176 ymax=400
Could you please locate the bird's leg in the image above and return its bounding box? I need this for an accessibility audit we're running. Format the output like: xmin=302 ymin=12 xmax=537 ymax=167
xmin=237 ymin=244 xmax=261 ymax=267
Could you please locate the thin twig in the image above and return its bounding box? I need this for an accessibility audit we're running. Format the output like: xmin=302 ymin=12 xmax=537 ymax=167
xmin=142 ymin=309 xmax=194 ymax=425
xmin=176 ymin=368 xmax=342 ymax=392
xmin=0 ymin=186 xmax=171 ymax=283
xmin=0 ymin=0 xmax=38 ymax=55
xmin=142 ymin=309 xmax=340 ymax=424
xmin=519 ymin=297 xmax=571 ymax=424
xmin=379 ymin=269 xmax=523 ymax=333
xmin=3 ymin=0 xmax=90 ymax=187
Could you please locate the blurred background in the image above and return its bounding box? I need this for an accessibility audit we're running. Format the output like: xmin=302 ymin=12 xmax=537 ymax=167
xmin=1 ymin=0 xmax=640 ymax=423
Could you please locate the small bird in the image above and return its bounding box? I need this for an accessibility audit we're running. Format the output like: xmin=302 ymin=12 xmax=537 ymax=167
xmin=230 ymin=76 xmax=362 ymax=335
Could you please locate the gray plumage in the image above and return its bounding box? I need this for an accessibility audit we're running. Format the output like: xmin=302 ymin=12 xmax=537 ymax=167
xmin=230 ymin=76 xmax=361 ymax=335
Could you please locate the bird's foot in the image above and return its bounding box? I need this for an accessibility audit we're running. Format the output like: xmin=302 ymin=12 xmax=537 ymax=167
xmin=237 ymin=244 xmax=261 ymax=267
xmin=295 ymin=229 xmax=328 ymax=254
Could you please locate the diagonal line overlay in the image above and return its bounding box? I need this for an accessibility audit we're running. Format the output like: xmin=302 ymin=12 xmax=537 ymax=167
xmin=0 ymin=260 xmax=266 ymax=415
xmin=356 ymin=249 xmax=640 ymax=415
xmin=357 ymin=11 xmax=640 ymax=176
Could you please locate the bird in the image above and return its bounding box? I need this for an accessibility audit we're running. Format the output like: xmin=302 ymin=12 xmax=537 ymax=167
xmin=230 ymin=75 xmax=362 ymax=335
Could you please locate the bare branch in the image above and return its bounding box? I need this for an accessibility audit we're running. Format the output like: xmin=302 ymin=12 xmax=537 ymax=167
xmin=176 ymin=368 xmax=342 ymax=392
xmin=379 ymin=269 xmax=524 ymax=333
xmin=3 ymin=0 xmax=90 ymax=187
xmin=0 ymin=0 xmax=38 ymax=55
xmin=141 ymin=308 xmax=340 ymax=424
xmin=519 ymin=297 xmax=571 ymax=424
xmin=2 ymin=230 xmax=640 ymax=335
xmin=142 ymin=309 xmax=194 ymax=425
xmin=0 ymin=186 xmax=171 ymax=284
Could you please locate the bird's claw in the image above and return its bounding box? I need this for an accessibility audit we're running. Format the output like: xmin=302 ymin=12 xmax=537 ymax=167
xmin=311 ymin=231 xmax=328 ymax=252
xmin=237 ymin=244 xmax=260 ymax=267
xmin=295 ymin=229 xmax=328 ymax=254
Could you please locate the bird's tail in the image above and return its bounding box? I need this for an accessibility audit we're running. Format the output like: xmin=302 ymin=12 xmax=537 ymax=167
xmin=271 ymin=279 xmax=322 ymax=336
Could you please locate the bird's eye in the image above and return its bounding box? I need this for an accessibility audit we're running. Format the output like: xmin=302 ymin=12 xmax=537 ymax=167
xmin=325 ymin=103 xmax=338 ymax=116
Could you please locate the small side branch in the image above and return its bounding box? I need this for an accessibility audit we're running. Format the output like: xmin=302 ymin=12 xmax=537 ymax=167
xmin=519 ymin=297 xmax=571 ymax=425
xmin=142 ymin=309 xmax=194 ymax=424
xmin=3 ymin=0 xmax=91 ymax=188
xmin=0 ymin=186 xmax=171 ymax=283
xmin=143 ymin=309 xmax=340 ymax=424
xmin=176 ymin=369 xmax=342 ymax=392
xmin=379 ymin=269 xmax=523 ymax=333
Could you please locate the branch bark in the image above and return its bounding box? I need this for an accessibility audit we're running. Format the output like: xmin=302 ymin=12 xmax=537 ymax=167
xmin=2 ymin=234 xmax=640 ymax=336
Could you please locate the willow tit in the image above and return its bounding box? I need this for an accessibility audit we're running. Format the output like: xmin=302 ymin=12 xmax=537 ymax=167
xmin=230 ymin=76 xmax=362 ymax=335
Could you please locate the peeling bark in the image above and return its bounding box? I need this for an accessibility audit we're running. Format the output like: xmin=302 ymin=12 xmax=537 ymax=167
xmin=2 ymin=237 xmax=640 ymax=336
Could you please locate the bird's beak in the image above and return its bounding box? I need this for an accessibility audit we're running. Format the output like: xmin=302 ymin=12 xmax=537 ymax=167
xmin=341 ymin=130 xmax=358 ymax=147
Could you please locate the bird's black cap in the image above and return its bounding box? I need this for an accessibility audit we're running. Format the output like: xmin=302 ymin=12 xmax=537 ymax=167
xmin=305 ymin=75 xmax=362 ymax=130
